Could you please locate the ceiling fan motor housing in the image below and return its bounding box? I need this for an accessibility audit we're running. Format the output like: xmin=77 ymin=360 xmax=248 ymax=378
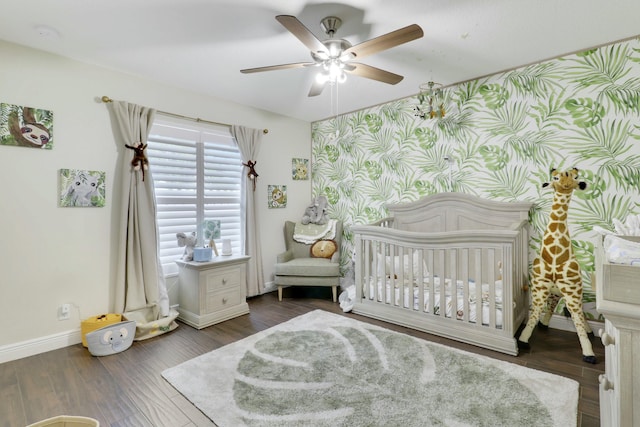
xmin=320 ymin=16 xmax=342 ymax=37
xmin=311 ymin=38 xmax=352 ymax=61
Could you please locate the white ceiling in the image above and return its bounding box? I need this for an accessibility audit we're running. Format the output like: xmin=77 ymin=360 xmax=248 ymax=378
xmin=1 ymin=0 xmax=639 ymax=123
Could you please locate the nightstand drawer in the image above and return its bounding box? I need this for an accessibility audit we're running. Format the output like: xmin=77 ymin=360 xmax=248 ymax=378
xmin=204 ymin=266 xmax=241 ymax=292
xmin=206 ymin=288 xmax=242 ymax=313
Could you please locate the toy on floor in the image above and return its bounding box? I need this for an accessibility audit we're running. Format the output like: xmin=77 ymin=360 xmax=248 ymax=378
xmin=518 ymin=168 xmax=596 ymax=364
xmin=85 ymin=320 xmax=136 ymax=356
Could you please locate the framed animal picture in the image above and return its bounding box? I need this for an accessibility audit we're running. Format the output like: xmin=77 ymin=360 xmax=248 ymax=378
xmin=268 ymin=184 xmax=287 ymax=208
xmin=0 ymin=102 xmax=53 ymax=149
xmin=59 ymin=169 xmax=106 ymax=207
xmin=292 ymin=158 xmax=309 ymax=180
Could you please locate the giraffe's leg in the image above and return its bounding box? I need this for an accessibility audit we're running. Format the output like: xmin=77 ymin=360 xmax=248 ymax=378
xmin=518 ymin=278 xmax=550 ymax=348
xmin=559 ymin=279 xmax=597 ymax=364
xmin=538 ymin=292 xmax=561 ymax=329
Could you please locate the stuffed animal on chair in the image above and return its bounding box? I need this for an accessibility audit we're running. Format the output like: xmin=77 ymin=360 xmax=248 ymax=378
xmin=301 ymin=196 xmax=330 ymax=225
xmin=313 ymin=195 xmax=329 ymax=225
xmin=176 ymin=232 xmax=197 ymax=261
xmin=301 ymin=203 xmax=317 ymax=225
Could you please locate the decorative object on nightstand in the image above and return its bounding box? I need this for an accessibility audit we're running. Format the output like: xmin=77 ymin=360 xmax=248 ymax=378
xmin=175 ymin=255 xmax=250 ymax=329
xmin=176 ymin=232 xmax=197 ymax=261
xmin=222 ymin=238 xmax=232 ymax=256
xmin=203 ymin=219 xmax=221 ymax=257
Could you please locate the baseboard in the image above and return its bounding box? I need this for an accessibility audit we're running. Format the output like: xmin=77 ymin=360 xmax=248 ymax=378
xmin=0 ymin=328 xmax=82 ymax=364
xmin=547 ymin=314 xmax=603 ymax=337
xmin=262 ymin=281 xmax=277 ymax=294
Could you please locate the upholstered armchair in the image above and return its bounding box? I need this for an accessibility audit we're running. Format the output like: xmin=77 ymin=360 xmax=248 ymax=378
xmin=274 ymin=220 xmax=343 ymax=302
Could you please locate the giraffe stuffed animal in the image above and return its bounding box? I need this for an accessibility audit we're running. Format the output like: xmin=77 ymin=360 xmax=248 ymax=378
xmin=518 ymin=168 xmax=597 ymax=364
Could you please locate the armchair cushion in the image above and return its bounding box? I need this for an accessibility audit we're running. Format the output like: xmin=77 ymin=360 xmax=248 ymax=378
xmin=274 ymin=257 xmax=340 ymax=277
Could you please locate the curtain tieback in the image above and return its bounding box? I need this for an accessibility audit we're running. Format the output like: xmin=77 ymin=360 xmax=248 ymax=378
xmin=243 ymin=160 xmax=259 ymax=191
xmin=125 ymin=142 xmax=149 ymax=181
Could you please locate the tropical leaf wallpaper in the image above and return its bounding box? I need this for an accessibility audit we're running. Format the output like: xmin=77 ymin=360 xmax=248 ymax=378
xmin=311 ymin=37 xmax=640 ymax=320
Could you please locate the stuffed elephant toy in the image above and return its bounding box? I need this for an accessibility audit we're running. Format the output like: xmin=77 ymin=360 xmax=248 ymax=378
xmin=176 ymin=232 xmax=197 ymax=261
xmin=301 ymin=196 xmax=329 ymax=225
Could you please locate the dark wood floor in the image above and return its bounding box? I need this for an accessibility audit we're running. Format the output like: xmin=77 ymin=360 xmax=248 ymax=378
xmin=0 ymin=290 xmax=604 ymax=427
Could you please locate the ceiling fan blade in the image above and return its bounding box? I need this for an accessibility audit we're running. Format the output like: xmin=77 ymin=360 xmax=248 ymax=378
xmin=343 ymin=24 xmax=423 ymax=59
xmin=345 ymin=63 xmax=404 ymax=85
xmin=240 ymin=62 xmax=316 ymax=74
xmin=308 ymin=79 xmax=326 ymax=97
xmin=276 ymin=15 xmax=327 ymax=55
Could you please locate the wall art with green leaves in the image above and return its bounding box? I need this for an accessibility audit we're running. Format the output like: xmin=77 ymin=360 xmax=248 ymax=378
xmin=311 ymin=37 xmax=640 ymax=320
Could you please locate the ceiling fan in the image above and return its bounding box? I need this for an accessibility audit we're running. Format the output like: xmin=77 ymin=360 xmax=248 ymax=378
xmin=240 ymin=15 xmax=424 ymax=97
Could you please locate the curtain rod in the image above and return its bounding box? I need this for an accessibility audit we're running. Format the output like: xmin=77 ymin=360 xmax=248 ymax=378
xmin=100 ymin=96 xmax=268 ymax=134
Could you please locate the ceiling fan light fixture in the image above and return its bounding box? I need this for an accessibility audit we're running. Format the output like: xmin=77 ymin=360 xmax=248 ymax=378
xmin=316 ymin=59 xmax=347 ymax=85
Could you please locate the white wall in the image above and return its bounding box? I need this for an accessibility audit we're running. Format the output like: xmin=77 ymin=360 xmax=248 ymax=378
xmin=0 ymin=40 xmax=311 ymax=361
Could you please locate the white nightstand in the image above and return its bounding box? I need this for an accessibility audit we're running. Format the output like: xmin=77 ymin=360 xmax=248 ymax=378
xmin=175 ymin=255 xmax=250 ymax=329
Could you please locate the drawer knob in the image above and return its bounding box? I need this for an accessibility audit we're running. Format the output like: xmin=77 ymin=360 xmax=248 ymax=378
xmin=222 ymin=297 xmax=228 ymax=304
xmin=600 ymin=331 xmax=615 ymax=346
xmin=222 ymin=278 xmax=227 ymax=285
xmin=599 ymin=374 xmax=614 ymax=391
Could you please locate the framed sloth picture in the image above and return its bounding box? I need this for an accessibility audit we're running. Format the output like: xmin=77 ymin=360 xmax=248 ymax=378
xmin=0 ymin=102 xmax=54 ymax=149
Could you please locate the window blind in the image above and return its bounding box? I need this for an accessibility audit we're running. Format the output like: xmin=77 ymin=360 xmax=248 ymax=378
xmin=147 ymin=119 xmax=243 ymax=276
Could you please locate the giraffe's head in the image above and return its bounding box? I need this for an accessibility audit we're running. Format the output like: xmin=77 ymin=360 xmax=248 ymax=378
xmin=543 ymin=168 xmax=587 ymax=194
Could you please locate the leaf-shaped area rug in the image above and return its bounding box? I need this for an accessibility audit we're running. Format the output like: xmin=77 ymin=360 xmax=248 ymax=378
xmin=162 ymin=310 xmax=578 ymax=427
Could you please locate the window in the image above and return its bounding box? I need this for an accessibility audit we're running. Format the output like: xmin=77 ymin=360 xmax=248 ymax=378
xmin=147 ymin=117 xmax=243 ymax=276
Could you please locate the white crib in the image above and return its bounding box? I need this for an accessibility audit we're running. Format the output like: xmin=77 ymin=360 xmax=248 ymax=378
xmin=352 ymin=192 xmax=533 ymax=356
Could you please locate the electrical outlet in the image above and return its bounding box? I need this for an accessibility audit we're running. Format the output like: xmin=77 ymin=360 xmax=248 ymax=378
xmin=58 ymin=303 xmax=70 ymax=321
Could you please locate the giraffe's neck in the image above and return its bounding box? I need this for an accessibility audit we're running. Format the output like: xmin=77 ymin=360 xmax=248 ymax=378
xmin=540 ymin=190 xmax=573 ymax=265
xmin=548 ymin=190 xmax=572 ymax=223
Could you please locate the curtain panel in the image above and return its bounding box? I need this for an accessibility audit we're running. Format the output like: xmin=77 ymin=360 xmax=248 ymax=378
xmin=231 ymin=125 xmax=264 ymax=297
xmin=108 ymin=101 xmax=170 ymax=316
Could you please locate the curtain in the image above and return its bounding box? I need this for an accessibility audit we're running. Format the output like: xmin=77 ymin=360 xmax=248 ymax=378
xmin=108 ymin=101 xmax=170 ymax=316
xmin=231 ymin=125 xmax=264 ymax=297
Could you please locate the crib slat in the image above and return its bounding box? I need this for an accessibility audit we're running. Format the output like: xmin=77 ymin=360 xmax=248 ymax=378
xmin=487 ymin=248 xmax=496 ymax=329
xmin=474 ymin=248 xmax=483 ymax=327
xmin=461 ymin=248 xmax=469 ymax=323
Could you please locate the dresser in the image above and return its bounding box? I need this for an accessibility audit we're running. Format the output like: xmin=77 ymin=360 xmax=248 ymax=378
xmin=175 ymin=255 xmax=250 ymax=329
xmin=595 ymin=238 xmax=640 ymax=427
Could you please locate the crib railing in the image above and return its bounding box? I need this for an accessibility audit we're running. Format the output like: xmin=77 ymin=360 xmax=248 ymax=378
xmin=352 ymin=222 xmax=529 ymax=355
